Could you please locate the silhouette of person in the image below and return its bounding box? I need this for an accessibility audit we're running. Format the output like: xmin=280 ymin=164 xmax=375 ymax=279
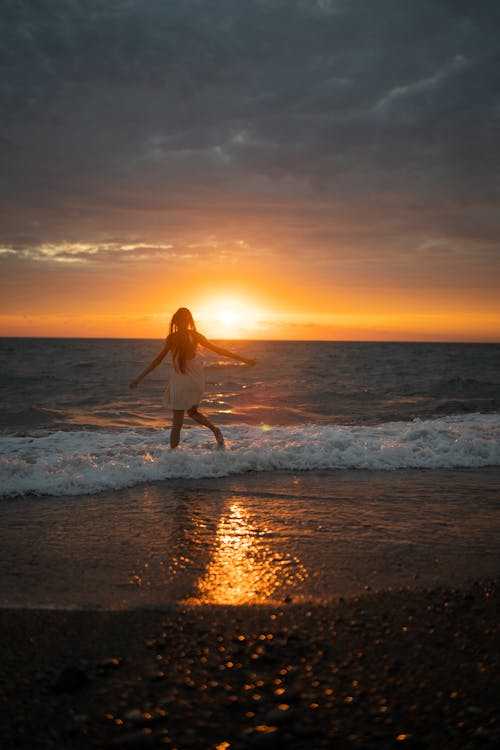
xmin=130 ymin=307 xmax=255 ymax=449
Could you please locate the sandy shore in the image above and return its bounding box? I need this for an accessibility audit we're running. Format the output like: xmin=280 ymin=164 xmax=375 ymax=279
xmin=1 ymin=579 xmax=499 ymax=749
xmin=2 ymin=470 xmax=499 ymax=747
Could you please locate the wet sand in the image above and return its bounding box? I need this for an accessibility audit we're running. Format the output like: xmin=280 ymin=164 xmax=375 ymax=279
xmin=0 ymin=580 xmax=499 ymax=749
xmin=2 ymin=469 xmax=500 ymax=608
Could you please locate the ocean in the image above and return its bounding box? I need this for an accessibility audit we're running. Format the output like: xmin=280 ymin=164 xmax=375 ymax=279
xmin=1 ymin=338 xmax=499 ymax=607
xmin=1 ymin=338 xmax=499 ymax=498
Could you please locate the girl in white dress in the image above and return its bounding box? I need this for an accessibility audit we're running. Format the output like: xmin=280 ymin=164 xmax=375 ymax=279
xmin=130 ymin=307 xmax=255 ymax=449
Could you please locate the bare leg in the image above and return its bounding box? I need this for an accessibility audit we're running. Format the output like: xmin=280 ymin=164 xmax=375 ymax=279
xmin=187 ymin=406 xmax=225 ymax=448
xmin=170 ymin=409 xmax=185 ymax=449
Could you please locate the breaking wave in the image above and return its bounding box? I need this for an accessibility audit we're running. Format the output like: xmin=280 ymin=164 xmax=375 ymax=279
xmin=1 ymin=414 xmax=499 ymax=498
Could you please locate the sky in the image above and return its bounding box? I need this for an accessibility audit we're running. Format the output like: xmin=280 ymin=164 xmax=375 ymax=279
xmin=1 ymin=0 xmax=499 ymax=341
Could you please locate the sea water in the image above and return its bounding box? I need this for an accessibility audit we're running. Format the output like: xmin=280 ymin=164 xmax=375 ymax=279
xmin=1 ymin=338 xmax=499 ymax=498
xmin=1 ymin=338 xmax=500 ymax=606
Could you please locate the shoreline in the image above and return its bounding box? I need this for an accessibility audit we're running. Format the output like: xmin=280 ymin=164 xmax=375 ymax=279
xmin=2 ymin=468 xmax=499 ymax=746
xmin=1 ymin=578 xmax=498 ymax=749
xmin=2 ymin=468 xmax=500 ymax=609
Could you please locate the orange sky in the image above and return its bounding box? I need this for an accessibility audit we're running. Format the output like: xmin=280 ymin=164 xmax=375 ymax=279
xmin=1 ymin=2 xmax=499 ymax=342
xmin=1 ymin=235 xmax=498 ymax=341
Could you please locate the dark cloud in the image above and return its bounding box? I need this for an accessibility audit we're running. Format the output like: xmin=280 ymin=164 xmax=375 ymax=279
xmin=1 ymin=0 xmax=499 ymax=287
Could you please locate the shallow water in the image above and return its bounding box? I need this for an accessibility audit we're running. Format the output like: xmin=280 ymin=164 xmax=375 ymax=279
xmin=1 ymin=339 xmax=499 ymax=608
xmin=1 ymin=469 xmax=499 ymax=608
xmin=1 ymin=339 xmax=499 ymax=498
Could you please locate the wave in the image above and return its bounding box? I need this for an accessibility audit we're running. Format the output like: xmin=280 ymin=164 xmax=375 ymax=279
xmin=1 ymin=414 xmax=499 ymax=498
xmin=426 ymin=377 xmax=499 ymax=399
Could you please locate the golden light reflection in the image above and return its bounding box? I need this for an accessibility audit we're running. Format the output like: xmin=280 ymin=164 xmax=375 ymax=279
xmin=187 ymin=500 xmax=307 ymax=605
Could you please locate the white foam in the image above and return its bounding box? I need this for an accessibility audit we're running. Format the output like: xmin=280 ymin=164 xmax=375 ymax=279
xmin=1 ymin=414 xmax=499 ymax=498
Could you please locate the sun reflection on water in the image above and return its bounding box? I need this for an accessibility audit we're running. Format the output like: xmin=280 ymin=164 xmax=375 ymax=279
xmin=187 ymin=500 xmax=308 ymax=605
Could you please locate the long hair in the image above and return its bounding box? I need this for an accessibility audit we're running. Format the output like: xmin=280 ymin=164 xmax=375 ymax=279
xmin=169 ymin=307 xmax=197 ymax=373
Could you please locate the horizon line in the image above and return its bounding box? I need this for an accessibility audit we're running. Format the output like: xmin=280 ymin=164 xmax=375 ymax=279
xmin=1 ymin=335 xmax=498 ymax=345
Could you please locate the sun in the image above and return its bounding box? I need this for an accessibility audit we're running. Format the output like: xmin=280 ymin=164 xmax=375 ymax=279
xmin=196 ymin=293 xmax=264 ymax=338
xmin=218 ymin=309 xmax=239 ymax=327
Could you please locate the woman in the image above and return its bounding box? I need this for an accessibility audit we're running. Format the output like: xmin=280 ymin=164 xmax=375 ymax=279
xmin=130 ymin=307 xmax=255 ymax=449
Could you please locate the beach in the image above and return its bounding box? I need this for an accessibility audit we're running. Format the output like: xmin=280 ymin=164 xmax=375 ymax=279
xmin=1 ymin=469 xmax=500 ymax=748
xmin=1 ymin=339 xmax=499 ymax=747
xmin=1 ymin=581 xmax=498 ymax=749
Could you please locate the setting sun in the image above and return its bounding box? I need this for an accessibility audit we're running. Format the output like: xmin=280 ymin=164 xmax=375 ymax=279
xmin=194 ymin=293 xmax=269 ymax=339
xmin=217 ymin=309 xmax=238 ymax=328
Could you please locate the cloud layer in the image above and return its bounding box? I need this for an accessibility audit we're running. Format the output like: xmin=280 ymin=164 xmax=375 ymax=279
xmin=1 ymin=0 xmax=499 ymax=301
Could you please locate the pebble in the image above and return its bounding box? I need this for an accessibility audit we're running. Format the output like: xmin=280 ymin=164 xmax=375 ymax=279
xmin=467 ymin=706 xmax=483 ymax=715
xmin=264 ymin=706 xmax=294 ymax=725
xmin=100 ymin=657 xmax=124 ymax=670
xmin=2 ymin=579 xmax=498 ymax=750
xmin=123 ymin=709 xmax=166 ymax=727
xmin=123 ymin=709 xmax=145 ymax=724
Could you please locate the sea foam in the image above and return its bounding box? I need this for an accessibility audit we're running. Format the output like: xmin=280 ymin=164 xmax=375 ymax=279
xmin=1 ymin=414 xmax=499 ymax=498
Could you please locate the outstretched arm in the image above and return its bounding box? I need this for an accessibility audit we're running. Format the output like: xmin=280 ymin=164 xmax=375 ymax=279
xmin=198 ymin=333 xmax=256 ymax=366
xmin=130 ymin=338 xmax=171 ymax=388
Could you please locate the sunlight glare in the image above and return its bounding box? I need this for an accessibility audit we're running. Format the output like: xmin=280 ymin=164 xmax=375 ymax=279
xmin=218 ymin=309 xmax=239 ymax=327
xmin=196 ymin=292 xmax=266 ymax=338
xmin=186 ymin=501 xmax=308 ymax=605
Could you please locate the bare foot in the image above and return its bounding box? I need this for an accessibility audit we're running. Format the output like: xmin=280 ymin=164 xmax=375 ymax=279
xmin=214 ymin=428 xmax=225 ymax=449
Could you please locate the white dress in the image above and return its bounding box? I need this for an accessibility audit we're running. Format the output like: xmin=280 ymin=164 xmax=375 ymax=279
xmin=164 ymin=354 xmax=205 ymax=410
